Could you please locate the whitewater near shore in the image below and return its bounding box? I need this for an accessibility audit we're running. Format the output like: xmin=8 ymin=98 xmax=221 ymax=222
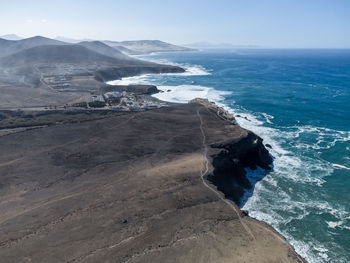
xmin=115 ymin=50 xmax=350 ymax=263
xmin=0 ymin=99 xmax=306 ymax=262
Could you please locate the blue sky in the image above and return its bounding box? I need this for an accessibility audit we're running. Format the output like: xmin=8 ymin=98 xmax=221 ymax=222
xmin=0 ymin=0 xmax=349 ymax=47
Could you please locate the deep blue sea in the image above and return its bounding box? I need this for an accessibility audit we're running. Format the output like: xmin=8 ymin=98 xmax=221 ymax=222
xmin=109 ymin=49 xmax=350 ymax=262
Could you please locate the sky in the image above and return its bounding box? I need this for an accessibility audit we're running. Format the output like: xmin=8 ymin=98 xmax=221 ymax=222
xmin=0 ymin=0 xmax=349 ymax=48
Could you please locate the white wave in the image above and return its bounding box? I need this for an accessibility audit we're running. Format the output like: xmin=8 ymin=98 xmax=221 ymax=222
xmin=240 ymin=166 xmax=268 ymax=207
xmin=262 ymin=112 xmax=274 ymax=124
xmin=288 ymin=238 xmax=330 ymax=263
xmin=106 ymin=75 xmax=153 ymax=86
xmin=152 ymin=85 xmax=230 ymax=104
xmin=326 ymin=220 xmax=350 ymax=231
xmin=106 ymin=65 xmax=210 ymax=87
xmin=327 ymin=221 xmax=343 ymax=229
xmin=287 ymin=125 xmax=350 ymax=151
xmin=135 ymin=56 xmax=211 ymax=76
xmin=181 ymin=64 xmax=211 ymax=76
xmin=107 ymin=57 xmax=349 ymax=263
xmin=332 ymin=163 xmax=350 ymax=170
xmin=152 ymin=80 xmax=342 ymax=262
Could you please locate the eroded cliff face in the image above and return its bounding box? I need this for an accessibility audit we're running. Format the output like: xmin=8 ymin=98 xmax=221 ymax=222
xmin=208 ymin=132 xmax=272 ymax=205
xmin=94 ymin=65 xmax=185 ymax=82
xmin=190 ymin=98 xmax=273 ymax=206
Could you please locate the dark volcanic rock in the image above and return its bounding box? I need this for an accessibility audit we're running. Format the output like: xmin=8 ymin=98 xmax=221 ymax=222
xmin=94 ymin=65 xmax=185 ymax=82
xmin=0 ymin=102 xmax=304 ymax=263
xmin=101 ymin=84 xmax=159 ymax=95
xmin=208 ymin=125 xmax=272 ymax=205
xmin=189 ymin=98 xmax=273 ymax=205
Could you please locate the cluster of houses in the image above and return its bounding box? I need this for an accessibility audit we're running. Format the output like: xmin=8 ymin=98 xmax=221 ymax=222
xmin=86 ymin=91 xmax=164 ymax=111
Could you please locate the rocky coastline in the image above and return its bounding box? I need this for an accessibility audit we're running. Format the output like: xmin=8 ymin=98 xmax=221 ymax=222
xmin=190 ymin=98 xmax=273 ymax=205
xmin=0 ymin=95 xmax=306 ymax=262
xmin=0 ymin=38 xmax=306 ymax=261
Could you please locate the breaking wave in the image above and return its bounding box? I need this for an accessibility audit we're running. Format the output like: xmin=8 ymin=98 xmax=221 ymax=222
xmin=106 ymin=58 xmax=350 ymax=263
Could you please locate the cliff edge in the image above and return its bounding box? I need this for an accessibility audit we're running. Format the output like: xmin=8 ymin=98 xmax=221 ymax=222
xmin=0 ymin=102 xmax=306 ymax=262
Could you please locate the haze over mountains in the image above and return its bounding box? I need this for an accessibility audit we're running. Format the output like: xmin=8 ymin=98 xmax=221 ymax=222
xmin=0 ymin=36 xmax=66 ymax=58
xmin=0 ymin=34 xmax=23 ymax=41
xmin=103 ymin=40 xmax=195 ymax=54
xmin=0 ymin=35 xmax=262 ymax=52
xmin=0 ymin=35 xmax=188 ymax=108
xmin=0 ymin=35 xmax=194 ymax=56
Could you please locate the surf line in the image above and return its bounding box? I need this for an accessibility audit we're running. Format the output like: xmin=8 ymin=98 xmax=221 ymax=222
xmin=332 ymin=163 xmax=350 ymax=170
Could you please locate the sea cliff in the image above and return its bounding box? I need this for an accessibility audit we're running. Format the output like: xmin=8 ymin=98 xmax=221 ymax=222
xmin=0 ymin=98 xmax=306 ymax=262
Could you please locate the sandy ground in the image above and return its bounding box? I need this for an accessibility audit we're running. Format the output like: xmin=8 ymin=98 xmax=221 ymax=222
xmin=0 ymin=103 xmax=306 ymax=262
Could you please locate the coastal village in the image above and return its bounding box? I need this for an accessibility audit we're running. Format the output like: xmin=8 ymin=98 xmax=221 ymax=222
xmin=71 ymin=88 xmax=166 ymax=111
xmin=91 ymin=90 xmax=164 ymax=110
xmin=41 ymin=74 xmax=165 ymax=112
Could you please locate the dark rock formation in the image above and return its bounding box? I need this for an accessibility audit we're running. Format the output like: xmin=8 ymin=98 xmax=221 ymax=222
xmin=208 ymin=124 xmax=272 ymax=205
xmin=94 ymin=65 xmax=185 ymax=82
xmin=0 ymin=103 xmax=305 ymax=263
xmin=189 ymin=98 xmax=273 ymax=206
xmin=101 ymin=84 xmax=159 ymax=95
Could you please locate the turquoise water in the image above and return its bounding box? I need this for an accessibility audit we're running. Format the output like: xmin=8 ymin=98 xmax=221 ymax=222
xmin=109 ymin=49 xmax=350 ymax=262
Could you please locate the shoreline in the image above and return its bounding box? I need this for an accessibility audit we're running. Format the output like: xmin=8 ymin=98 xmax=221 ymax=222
xmin=105 ymin=66 xmax=308 ymax=262
xmin=0 ymin=99 xmax=306 ymax=262
xmin=0 ymin=53 xmax=308 ymax=262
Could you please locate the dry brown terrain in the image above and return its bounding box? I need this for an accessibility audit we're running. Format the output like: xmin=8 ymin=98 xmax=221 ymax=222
xmin=0 ymin=102 xmax=306 ymax=263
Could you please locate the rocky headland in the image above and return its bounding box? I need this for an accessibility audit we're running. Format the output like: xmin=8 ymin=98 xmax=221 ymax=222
xmin=0 ymin=98 xmax=306 ymax=262
xmin=0 ymin=36 xmax=306 ymax=262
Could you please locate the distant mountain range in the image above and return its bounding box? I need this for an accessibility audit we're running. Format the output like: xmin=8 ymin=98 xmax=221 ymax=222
xmin=0 ymin=36 xmax=66 ymax=58
xmin=0 ymin=44 xmax=131 ymax=67
xmin=103 ymin=40 xmax=195 ymax=54
xmin=0 ymin=35 xmax=186 ymax=91
xmin=0 ymin=34 xmax=23 ymax=40
xmin=0 ymin=35 xmax=194 ymax=72
xmin=0 ymin=34 xmax=194 ymax=55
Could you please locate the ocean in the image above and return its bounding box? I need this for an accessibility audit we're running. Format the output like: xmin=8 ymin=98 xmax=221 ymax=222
xmin=108 ymin=49 xmax=350 ymax=262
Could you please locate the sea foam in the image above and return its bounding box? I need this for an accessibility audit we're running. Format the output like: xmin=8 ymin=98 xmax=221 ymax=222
xmin=106 ymin=58 xmax=350 ymax=263
xmin=153 ymin=85 xmax=230 ymax=104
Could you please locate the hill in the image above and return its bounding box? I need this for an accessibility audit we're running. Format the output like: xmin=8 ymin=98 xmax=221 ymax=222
xmin=112 ymin=45 xmax=143 ymax=55
xmin=0 ymin=36 xmax=194 ymax=57
xmin=104 ymin=40 xmax=195 ymax=54
xmin=0 ymin=44 xmax=183 ymax=81
xmin=0 ymin=36 xmax=186 ymax=108
xmin=0 ymin=44 xmax=121 ymax=66
xmin=0 ymin=36 xmax=66 ymax=58
xmin=0 ymin=34 xmax=23 ymax=40
xmin=77 ymin=41 xmax=137 ymax=60
xmin=0 ymin=43 xmax=184 ymax=107
xmin=120 ymin=40 xmax=195 ymax=53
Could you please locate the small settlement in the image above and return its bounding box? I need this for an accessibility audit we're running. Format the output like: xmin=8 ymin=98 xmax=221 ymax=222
xmin=72 ymin=88 xmax=165 ymax=111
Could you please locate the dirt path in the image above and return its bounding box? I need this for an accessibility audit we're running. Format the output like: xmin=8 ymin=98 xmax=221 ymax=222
xmin=196 ymin=108 xmax=256 ymax=240
xmin=197 ymin=107 xmax=306 ymax=262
